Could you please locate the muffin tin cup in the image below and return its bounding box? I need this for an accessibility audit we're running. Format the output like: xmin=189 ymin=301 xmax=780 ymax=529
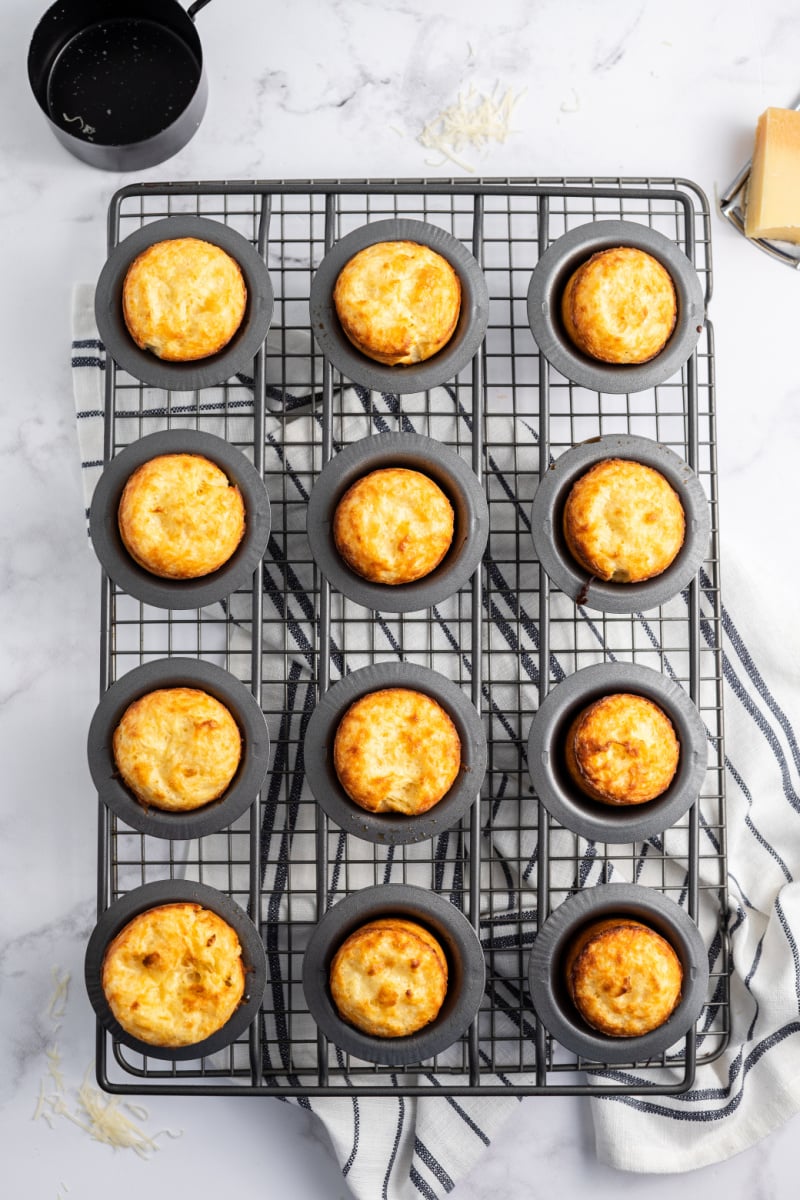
xmin=84 ymin=878 xmax=267 ymax=1063
xmin=89 ymin=428 xmax=271 ymax=610
xmin=306 ymin=432 xmax=489 ymax=613
xmin=530 ymin=433 xmax=710 ymax=613
xmin=526 ymin=219 xmax=705 ymax=394
xmin=87 ymin=658 xmax=270 ymax=841
xmin=302 ymin=884 xmax=486 ymax=1067
xmin=94 ymin=215 xmax=275 ymax=391
xmin=309 ymin=218 xmax=489 ymax=394
xmin=526 ymin=661 xmax=708 ymax=844
xmin=528 ymin=882 xmax=709 ymax=1065
xmin=304 ymin=661 xmax=487 ymax=845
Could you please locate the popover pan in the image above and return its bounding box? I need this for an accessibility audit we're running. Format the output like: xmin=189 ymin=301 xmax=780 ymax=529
xmin=87 ymin=657 xmax=270 ymax=840
xmin=526 ymin=219 xmax=705 ymax=394
xmin=530 ymin=433 xmax=710 ymax=613
xmin=526 ymin=661 xmax=708 ymax=844
xmin=302 ymin=884 xmax=486 ymax=1067
xmin=528 ymin=883 xmax=709 ymax=1066
xmin=85 ymin=878 xmax=267 ymax=1062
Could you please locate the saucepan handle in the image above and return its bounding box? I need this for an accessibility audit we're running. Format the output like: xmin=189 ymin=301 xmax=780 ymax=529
xmin=187 ymin=0 xmax=213 ymax=20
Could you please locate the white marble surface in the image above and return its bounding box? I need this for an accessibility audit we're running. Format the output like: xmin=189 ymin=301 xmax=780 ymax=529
xmin=3 ymin=0 xmax=800 ymax=1195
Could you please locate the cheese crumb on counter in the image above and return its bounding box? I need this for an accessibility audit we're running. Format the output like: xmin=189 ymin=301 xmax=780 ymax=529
xmin=418 ymin=83 xmax=525 ymax=172
xmin=32 ymin=965 xmax=183 ymax=1156
xmin=745 ymin=107 xmax=800 ymax=243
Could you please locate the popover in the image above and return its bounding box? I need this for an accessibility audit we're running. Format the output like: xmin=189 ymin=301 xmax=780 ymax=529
xmin=562 ymin=458 xmax=685 ymax=584
xmin=333 ymin=467 xmax=454 ymax=586
xmin=122 ymin=236 xmax=247 ymax=362
xmin=564 ymin=917 xmax=683 ymax=1037
xmin=112 ymin=687 xmax=242 ymax=812
xmin=118 ymin=452 xmax=245 ymax=579
xmin=329 ymin=917 xmax=448 ymax=1037
xmin=565 ymin=692 xmax=680 ymax=806
xmin=561 ymin=246 xmax=677 ymax=364
xmin=333 ymin=687 xmax=461 ymax=815
xmin=333 ymin=240 xmax=461 ymax=365
xmin=101 ymin=902 xmax=245 ymax=1047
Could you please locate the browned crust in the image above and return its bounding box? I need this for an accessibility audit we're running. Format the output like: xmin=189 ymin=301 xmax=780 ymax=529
xmin=122 ymin=237 xmax=246 ymax=362
xmin=560 ymin=246 xmax=676 ymax=364
xmin=333 ymin=240 xmax=461 ymax=365
xmin=333 ymin=687 xmax=461 ymax=815
xmin=564 ymin=917 xmax=683 ymax=1037
xmin=562 ymin=458 xmax=685 ymax=584
xmin=564 ymin=693 xmax=680 ymax=805
xmin=118 ymin=453 xmax=245 ymax=580
xmin=112 ymin=687 xmax=242 ymax=812
xmin=332 ymin=467 xmax=454 ymax=585
xmin=329 ymin=917 xmax=448 ymax=1037
xmin=101 ymin=903 xmax=245 ymax=1047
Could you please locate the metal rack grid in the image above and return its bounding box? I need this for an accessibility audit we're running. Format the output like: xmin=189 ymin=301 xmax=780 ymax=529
xmin=95 ymin=177 xmax=728 ymax=1099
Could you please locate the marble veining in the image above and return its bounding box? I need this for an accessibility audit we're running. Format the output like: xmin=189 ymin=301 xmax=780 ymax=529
xmin=4 ymin=0 xmax=800 ymax=1196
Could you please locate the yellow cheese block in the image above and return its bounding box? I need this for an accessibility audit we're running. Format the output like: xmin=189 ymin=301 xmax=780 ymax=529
xmin=745 ymin=107 xmax=800 ymax=243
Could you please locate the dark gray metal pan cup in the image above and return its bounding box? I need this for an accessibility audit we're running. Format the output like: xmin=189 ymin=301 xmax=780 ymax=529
xmin=304 ymin=662 xmax=487 ymax=845
xmin=528 ymin=883 xmax=708 ymax=1066
xmin=28 ymin=1 xmax=214 ymax=172
xmin=306 ymin=433 xmax=489 ymax=613
xmin=85 ymin=878 xmax=267 ymax=1062
xmin=302 ymin=884 xmax=486 ymax=1067
xmin=94 ymin=216 xmax=274 ymax=390
xmin=87 ymin=658 xmax=270 ymax=840
xmin=527 ymin=662 xmax=708 ymax=844
xmin=89 ymin=428 xmax=270 ymax=610
xmin=309 ymin=219 xmax=489 ymax=394
xmin=530 ymin=433 xmax=710 ymax=613
xmin=527 ymin=220 xmax=705 ymax=393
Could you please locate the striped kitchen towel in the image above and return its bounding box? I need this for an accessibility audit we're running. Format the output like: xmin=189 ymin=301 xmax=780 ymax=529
xmin=73 ymin=281 xmax=800 ymax=1192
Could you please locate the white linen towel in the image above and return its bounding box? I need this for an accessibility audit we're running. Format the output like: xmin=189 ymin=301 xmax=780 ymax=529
xmin=73 ymin=282 xmax=800 ymax=1192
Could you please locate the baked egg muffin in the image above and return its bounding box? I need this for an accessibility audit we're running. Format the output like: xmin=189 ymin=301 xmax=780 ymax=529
xmin=329 ymin=917 xmax=448 ymax=1037
xmin=122 ymin=237 xmax=247 ymax=362
xmin=560 ymin=246 xmax=677 ymax=364
xmin=565 ymin=692 xmax=680 ymax=806
xmin=334 ymin=687 xmax=461 ymax=816
xmin=562 ymin=458 xmax=685 ymax=584
xmin=112 ymin=686 xmax=242 ymax=812
xmin=333 ymin=240 xmax=461 ymax=365
xmin=564 ymin=917 xmax=683 ymax=1037
xmin=333 ymin=467 xmax=454 ymax=586
xmin=101 ymin=902 xmax=245 ymax=1047
xmin=118 ymin=452 xmax=245 ymax=580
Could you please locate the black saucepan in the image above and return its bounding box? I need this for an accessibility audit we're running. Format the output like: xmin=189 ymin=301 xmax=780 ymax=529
xmin=28 ymin=0 xmax=213 ymax=171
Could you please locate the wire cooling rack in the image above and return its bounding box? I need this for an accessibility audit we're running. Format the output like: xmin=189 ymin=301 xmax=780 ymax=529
xmin=95 ymin=177 xmax=728 ymax=1098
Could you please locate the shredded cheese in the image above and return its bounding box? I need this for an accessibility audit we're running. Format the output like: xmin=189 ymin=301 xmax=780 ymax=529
xmin=33 ymin=966 xmax=183 ymax=1155
xmin=417 ymin=83 xmax=525 ymax=173
xmin=33 ymin=1077 xmax=48 ymax=1123
xmin=46 ymin=1044 xmax=65 ymax=1093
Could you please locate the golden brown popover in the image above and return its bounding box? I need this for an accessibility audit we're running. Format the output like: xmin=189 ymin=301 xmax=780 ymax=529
xmin=565 ymin=692 xmax=680 ymax=806
xmin=333 ymin=467 xmax=454 ymax=585
xmin=112 ymin=687 xmax=242 ymax=812
xmin=562 ymin=458 xmax=685 ymax=584
xmin=564 ymin=917 xmax=683 ymax=1037
xmin=118 ymin=452 xmax=245 ymax=580
xmin=122 ymin=237 xmax=247 ymax=362
xmin=101 ymin=903 xmax=245 ymax=1047
xmin=333 ymin=240 xmax=461 ymax=365
xmin=329 ymin=917 xmax=448 ymax=1037
xmin=561 ymin=246 xmax=676 ymax=364
xmin=334 ymin=687 xmax=461 ymax=815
